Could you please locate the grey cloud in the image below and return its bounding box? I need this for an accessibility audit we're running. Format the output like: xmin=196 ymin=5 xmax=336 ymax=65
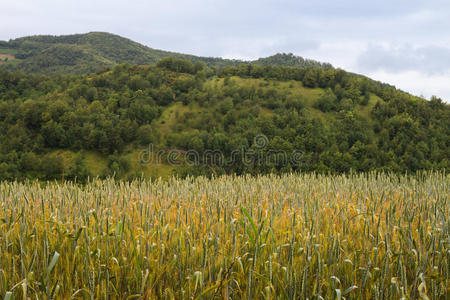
xmin=357 ymin=44 xmax=450 ymax=75
xmin=1 ymin=0 xmax=450 ymax=100
xmin=270 ymin=0 xmax=424 ymax=18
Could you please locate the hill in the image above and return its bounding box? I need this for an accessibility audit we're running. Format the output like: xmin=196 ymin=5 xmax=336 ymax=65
xmin=253 ymin=53 xmax=332 ymax=68
xmin=0 ymin=32 xmax=330 ymax=75
xmin=0 ymin=58 xmax=448 ymax=180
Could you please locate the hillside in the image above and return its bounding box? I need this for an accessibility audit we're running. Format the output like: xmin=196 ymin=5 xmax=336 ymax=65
xmin=0 ymin=32 xmax=330 ymax=75
xmin=0 ymin=58 xmax=448 ymax=180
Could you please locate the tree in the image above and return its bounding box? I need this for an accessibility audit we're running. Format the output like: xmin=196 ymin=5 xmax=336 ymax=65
xmin=85 ymin=87 xmax=98 ymax=102
xmin=129 ymin=75 xmax=149 ymax=91
xmin=315 ymin=89 xmax=337 ymax=112
xmin=303 ymin=69 xmax=317 ymax=88
xmin=41 ymin=153 xmax=64 ymax=179
xmin=361 ymin=91 xmax=370 ymax=105
xmin=66 ymin=153 xmax=90 ymax=182
xmin=137 ymin=125 xmax=155 ymax=145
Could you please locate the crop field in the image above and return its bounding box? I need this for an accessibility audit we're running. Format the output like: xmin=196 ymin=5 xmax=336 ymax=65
xmin=0 ymin=172 xmax=448 ymax=299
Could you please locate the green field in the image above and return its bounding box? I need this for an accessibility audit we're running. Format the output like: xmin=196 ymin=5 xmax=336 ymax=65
xmin=0 ymin=172 xmax=448 ymax=299
xmin=0 ymin=48 xmax=17 ymax=55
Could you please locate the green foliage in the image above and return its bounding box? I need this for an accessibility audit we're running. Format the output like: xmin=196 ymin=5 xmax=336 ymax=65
xmin=303 ymin=69 xmax=319 ymax=88
xmin=361 ymin=90 xmax=370 ymax=105
xmin=0 ymin=58 xmax=448 ymax=180
xmin=106 ymin=152 xmax=131 ymax=177
xmin=252 ymin=52 xmax=333 ymax=69
xmin=136 ymin=124 xmax=155 ymax=145
xmin=314 ymin=88 xmax=338 ymax=112
xmin=65 ymin=152 xmax=91 ymax=182
xmin=157 ymin=57 xmax=199 ymax=74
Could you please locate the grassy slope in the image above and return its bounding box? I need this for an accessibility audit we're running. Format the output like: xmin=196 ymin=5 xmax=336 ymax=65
xmin=124 ymin=150 xmax=176 ymax=178
xmin=205 ymin=76 xmax=380 ymax=122
xmin=50 ymin=149 xmax=177 ymax=179
xmin=155 ymin=102 xmax=198 ymax=135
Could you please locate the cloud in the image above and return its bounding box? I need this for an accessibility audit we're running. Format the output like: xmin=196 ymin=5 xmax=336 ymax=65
xmin=365 ymin=70 xmax=450 ymax=101
xmin=1 ymin=0 xmax=450 ymax=101
xmin=357 ymin=44 xmax=450 ymax=76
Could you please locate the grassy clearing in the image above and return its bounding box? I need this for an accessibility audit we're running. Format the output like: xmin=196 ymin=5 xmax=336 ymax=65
xmin=0 ymin=58 xmax=22 ymax=66
xmin=83 ymin=151 xmax=109 ymax=175
xmin=0 ymin=172 xmax=448 ymax=299
xmin=0 ymin=48 xmax=17 ymax=55
xmin=209 ymin=76 xmax=331 ymax=120
xmin=0 ymin=49 xmax=18 ymax=66
xmin=48 ymin=149 xmax=176 ymax=180
xmin=155 ymin=101 xmax=202 ymax=135
xmin=216 ymin=76 xmax=324 ymax=105
xmin=124 ymin=149 xmax=176 ymax=178
xmin=357 ymin=93 xmax=383 ymax=120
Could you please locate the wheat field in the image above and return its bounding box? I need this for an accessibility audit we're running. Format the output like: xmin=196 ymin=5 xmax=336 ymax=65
xmin=0 ymin=172 xmax=448 ymax=299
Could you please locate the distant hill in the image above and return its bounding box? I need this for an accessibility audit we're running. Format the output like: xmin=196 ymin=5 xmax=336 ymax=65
xmin=0 ymin=32 xmax=330 ymax=74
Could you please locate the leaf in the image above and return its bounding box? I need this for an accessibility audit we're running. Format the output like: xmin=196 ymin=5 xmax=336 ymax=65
xmin=50 ymin=281 xmax=60 ymax=299
xmin=3 ymin=292 xmax=13 ymax=300
xmin=70 ymin=289 xmax=89 ymax=299
xmin=74 ymin=227 xmax=84 ymax=242
xmin=239 ymin=207 xmax=257 ymax=245
xmin=47 ymin=252 xmax=60 ymax=273
xmin=240 ymin=206 xmax=257 ymax=238
xmin=116 ymin=220 xmax=124 ymax=237
xmin=330 ymin=276 xmax=341 ymax=286
xmin=21 ymin=281 xmax=27 ymax=300
xmin=335 ymin=289 xmax=342 ymax=300
xmin=344 ymin=259 xmax=353 ymax=265
xmin=343 ymin=285 xmax=358 ymax=295
xmin=418 ymin=282 xmax=430 ymax=300
xmin=194 ymin=279 xmax=232 ymax=300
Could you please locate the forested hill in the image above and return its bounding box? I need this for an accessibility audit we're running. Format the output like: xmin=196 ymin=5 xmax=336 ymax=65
xmin=0 ymin=32 xmax=330 ymax=75
xmin=0 ymin=58 xmax=448 ymax=181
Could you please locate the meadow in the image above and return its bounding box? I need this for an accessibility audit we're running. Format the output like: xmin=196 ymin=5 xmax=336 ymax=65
xmin=0 ymin=172 xmax=448 ymax=299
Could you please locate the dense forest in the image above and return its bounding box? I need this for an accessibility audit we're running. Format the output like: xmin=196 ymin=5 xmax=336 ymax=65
xmin=0 ymin=32 xmax=330 ymax=75
xmin=0 ymin=56 xmax=448 ymax=181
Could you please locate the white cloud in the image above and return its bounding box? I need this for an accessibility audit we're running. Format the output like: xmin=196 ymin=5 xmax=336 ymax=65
xmin=365 ymin=70 xmax=450 ymax=101
xmin=357 ymin=44 xmax=450 ymax=75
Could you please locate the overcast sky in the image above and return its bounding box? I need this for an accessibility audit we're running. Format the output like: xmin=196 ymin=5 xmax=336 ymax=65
xmin=1 ymin=0 xmax=450 ymax=101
